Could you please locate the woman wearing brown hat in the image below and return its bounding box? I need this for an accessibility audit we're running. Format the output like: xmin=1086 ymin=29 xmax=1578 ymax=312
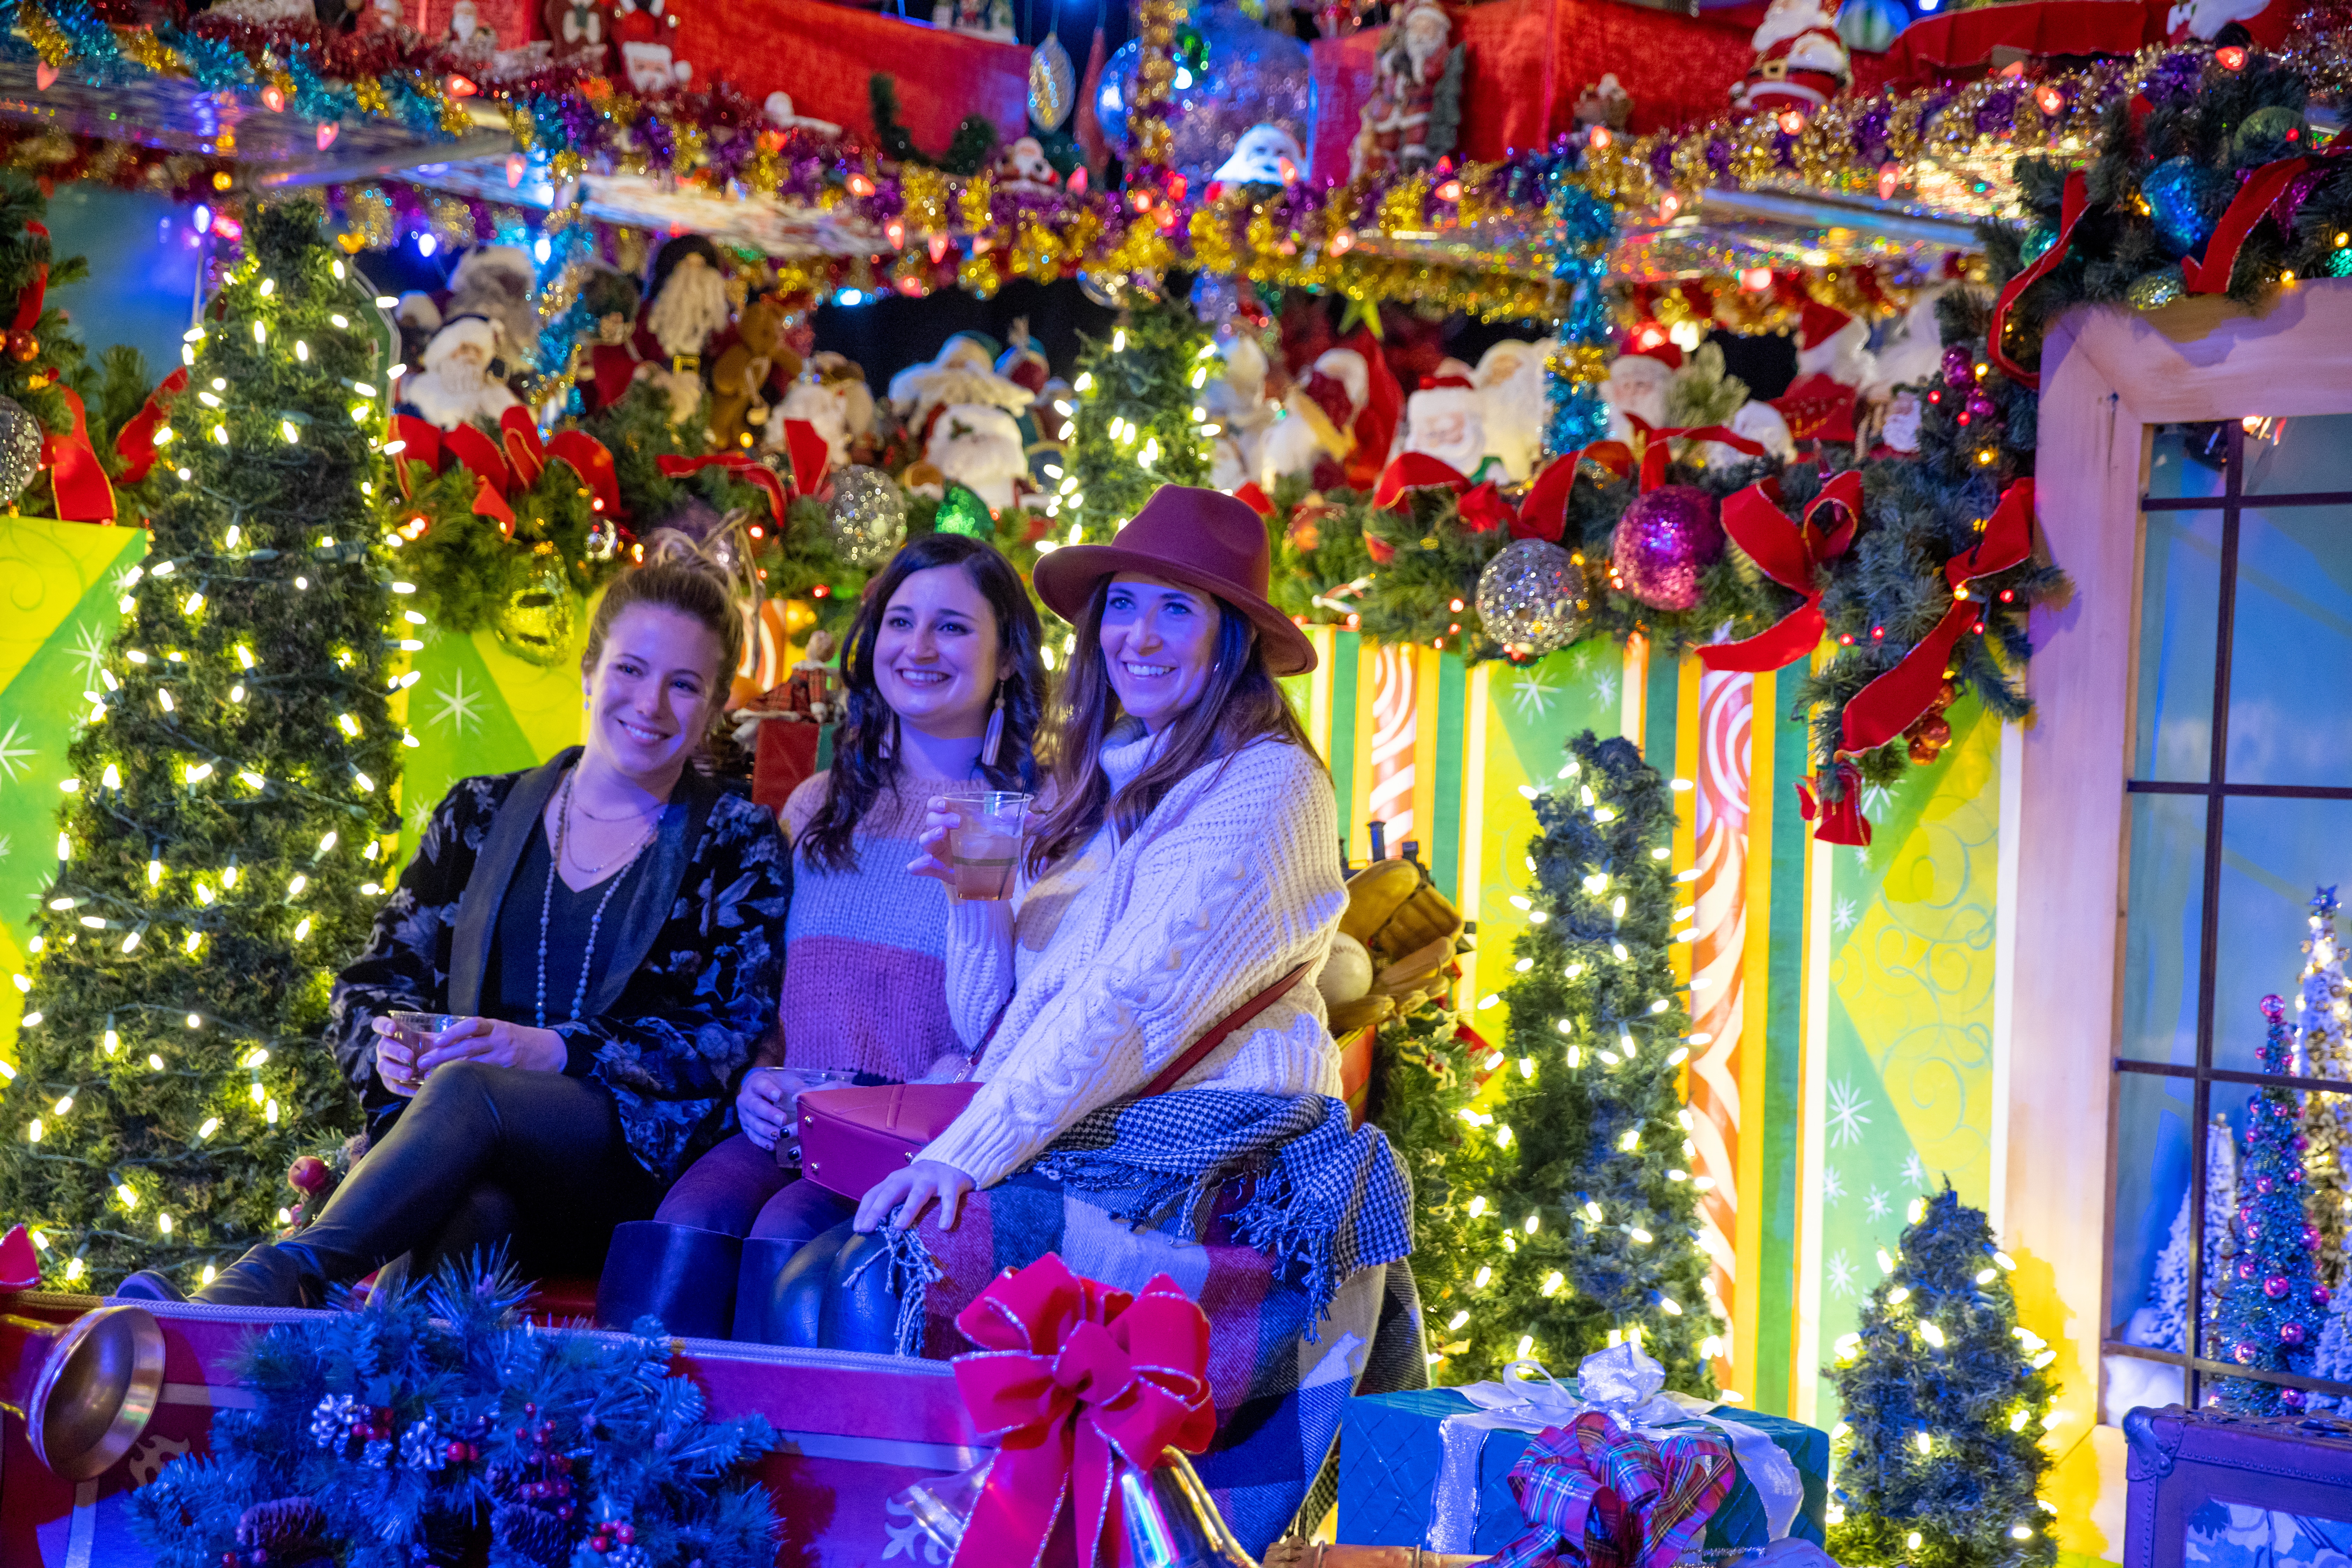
xmin=855 ymin=483 xmax=1348 ymax=1233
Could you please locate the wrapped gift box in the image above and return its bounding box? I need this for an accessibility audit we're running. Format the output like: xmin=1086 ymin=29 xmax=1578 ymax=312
xmin=1338 ymin=1379 xmax=1828 ymax=1555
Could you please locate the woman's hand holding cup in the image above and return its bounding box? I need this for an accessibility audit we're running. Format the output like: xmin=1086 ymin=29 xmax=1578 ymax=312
xmin=905 ymin=798 xmax=965 ymax=887
xmin=372 ymin=1015 xmax=423 ymax=1098
xmin=737 ymin=1066 xmax=798 ymax=1150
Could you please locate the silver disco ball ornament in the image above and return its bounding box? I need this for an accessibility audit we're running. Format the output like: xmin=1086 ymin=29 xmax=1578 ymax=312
xmin=826 ymin=465 xmax=908 ymax=569
xmin=1094 ymin=0 xmax=1313 ymax=182
xmin=0 ymin=395 xmax=43 ymax=509
xmin=1476 ymin=538 xmax=1589 ymax=657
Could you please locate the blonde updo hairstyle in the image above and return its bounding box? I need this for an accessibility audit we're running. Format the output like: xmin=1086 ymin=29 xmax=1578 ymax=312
xmin=581 ymin=530 xmax=749 ymax=750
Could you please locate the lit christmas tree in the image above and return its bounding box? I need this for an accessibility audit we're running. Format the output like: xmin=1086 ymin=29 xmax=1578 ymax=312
xmin=2210 ymin=995 xmax=2331 ymax=1414
xmin=0 ymin=203 xmax=393 ymax=1290
xmin=1367 ymin=999 xmax=1495 ymax=1384
xmin=2295 ymin=887 xmax=2352 ymax=1289
xmin=1059 ymin=297 xmax=1211 ymax=543
xmin=1827 ymin=1186 xmax=2055 ymax=1568
xmin=1453 ymin=730 xmax=1715 ymax=1391
xmin=2134 ymin=1112 xmax=2238 ymax=1359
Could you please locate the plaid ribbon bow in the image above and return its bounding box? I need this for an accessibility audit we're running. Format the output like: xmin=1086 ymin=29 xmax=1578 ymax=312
xmin=1492 ymin=1411 xmax=1736 ymax=1568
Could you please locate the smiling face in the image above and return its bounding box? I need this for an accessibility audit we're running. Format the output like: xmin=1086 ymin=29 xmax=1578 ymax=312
xmin=1099 ymin=573 xmax=1224 ymax=733
xmin=873 ymin=564 xmax=1004 ymax=739
xmin=581 ymin=603 xmax=728 ymax=783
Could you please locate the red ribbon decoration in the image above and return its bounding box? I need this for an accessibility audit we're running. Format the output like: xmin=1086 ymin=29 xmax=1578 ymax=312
xmin=1370 ymin=446 xmax=1621 ymax=546
xmin=1696 ymin=470 xmax=1863 ymax=673
xmin=1233 ymin=481 xmax=1276 ymax=519
xmin=1839 ymin=477 xmax=2035 ymax=754
xmin=498 ymin=406 xmax=626 ymax=521
xmin=392 ymin=410 xmax=624 ymax=537
xmin=1987 ymin=170 xmax=2089 ymax=390
xmin=949 ymin=1253 xmax=1215 ymax=1568
xmin=1795 ymin=761 xmax=1873 ymax=848
xmin=2181 ymin=151 xmax=2348 ymax=295
xmin=657 ymin=449 xmax=789 ymax=530
xmin=113 ymin=367 xmax=189 ymax=486
xmin=43 ymin=387 xmax=115 ymax=523
xmin=13 ymin=220 xmax=47 ymax=335
xmin=1623 ymin=417 xmax=1765 ymax=491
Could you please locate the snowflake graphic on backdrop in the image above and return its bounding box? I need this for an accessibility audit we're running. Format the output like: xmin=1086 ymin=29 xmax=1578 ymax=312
xmin=0 ymin=833 xmax=11 ymax=863
xmin=65 ymin=622 xmax=110 ymax=685
xmin=1833 ymin=896 xmax=1859 ymax=933
xmin=1594 ymin=669 xmax=1618 ymax=707
xmin=1903 ymin=1150 xmax=1929 ymax=1188
xmin=0 ymin=718 xmax=33 ymax=785
xmin=1827 ymin=1251 xmax=1858 ymax=1297
xmin=1865 ymin=1187 xmax=1890 ymax=1220
xmin=428 ymin=670 xmax=485 ymax=735
xmin=1510 ymin=669 xmax=1558 ymax=720
xmin=1827 ymin=1077 xmax=1873 ymax=1148
xmin=1863 ymin=782 xmax=1893 ymax=818
xmin=1822 ymin=1166 xmax=1845 ymax=1202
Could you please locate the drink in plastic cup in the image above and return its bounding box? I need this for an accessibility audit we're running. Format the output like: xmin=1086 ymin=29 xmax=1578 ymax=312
xmin=943 ymin=791 xmax=1030 ymax=902
xmin=773 ymin=1067 xmax=860 ymax=1167
xmin=384 ymin=1010 xmax=454 ymax=1090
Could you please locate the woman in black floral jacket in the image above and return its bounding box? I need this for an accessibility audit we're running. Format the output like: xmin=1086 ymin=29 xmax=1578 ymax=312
xmin=121 ymin=551 xmax=791 ymax=1309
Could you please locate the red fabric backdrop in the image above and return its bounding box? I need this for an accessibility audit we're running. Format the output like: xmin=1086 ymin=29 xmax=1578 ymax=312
xmin=671 ymin=1 xmax=1033 ymax=150
xmin=1309 ymin=0 xmax=1760 ymax=179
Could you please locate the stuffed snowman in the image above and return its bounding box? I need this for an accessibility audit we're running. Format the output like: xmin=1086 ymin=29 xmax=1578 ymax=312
xmin=924 ymin=405 xmax=1030 ymax=514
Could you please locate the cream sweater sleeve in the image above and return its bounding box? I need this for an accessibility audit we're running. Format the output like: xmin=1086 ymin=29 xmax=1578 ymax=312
xmin=919 ymin=742 xmax=1344 ymax=1186
xmin=942 ymin=897 xmax=1016 ymax=1051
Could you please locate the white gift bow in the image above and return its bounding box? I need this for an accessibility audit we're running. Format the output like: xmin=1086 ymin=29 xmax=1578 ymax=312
xmin=1423 ymin=1345 xmax=1805 ymax=1554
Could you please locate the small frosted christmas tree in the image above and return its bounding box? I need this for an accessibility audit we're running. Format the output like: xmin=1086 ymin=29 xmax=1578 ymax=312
xmin=2296 ymin=887 xmax=2352 ymax=1289
xmin=2210 ymin=995 xmax=2331 ymax=1413
xmin=2133 ymin=1112 xmax=2239 ymax=1358
xmin=1827 ymin=1185 xmax=2054 ymax=1568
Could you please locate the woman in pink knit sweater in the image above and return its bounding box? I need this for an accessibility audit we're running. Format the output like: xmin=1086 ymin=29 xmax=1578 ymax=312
xmin=595 ymin=532 xmax=1046 ymax=1339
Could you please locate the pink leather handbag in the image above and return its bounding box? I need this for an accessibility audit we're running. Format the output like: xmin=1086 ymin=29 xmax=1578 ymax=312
xmin=796 ymin=962 xmax=1310 ymax=1199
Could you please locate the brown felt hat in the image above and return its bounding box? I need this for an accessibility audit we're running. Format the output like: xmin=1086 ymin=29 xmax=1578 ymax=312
xmin=1032 ymin=485 xmax=1318 ymax=677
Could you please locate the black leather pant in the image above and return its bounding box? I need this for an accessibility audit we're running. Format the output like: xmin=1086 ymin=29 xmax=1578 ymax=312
xmin=298 ymin=1062 xmax=659 ymax=1286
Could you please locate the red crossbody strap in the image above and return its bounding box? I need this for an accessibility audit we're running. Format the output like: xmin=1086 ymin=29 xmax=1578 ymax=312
xmin=1138 ymin=962 xmax=1312 ymax=1099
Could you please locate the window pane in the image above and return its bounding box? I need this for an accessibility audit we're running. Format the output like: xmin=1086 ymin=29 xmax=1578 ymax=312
xmin=2211 ymin=796 xmax=2352 ymax=1075
xmin=2245 ymin=414 xmax=2352 ymax=497
xmin=2133 ymin=511 xmax=2222 ymax=782
xmin=2122 ymin=793 xmax=2207 ymax=1066
xmin=2107 ymin=1069 xmax=2225 ymax=1382
xmin=2226 ymin=502 xmax=2352 ymax=786
xmin=2148 ymin=425 xmax=2230 ymax=503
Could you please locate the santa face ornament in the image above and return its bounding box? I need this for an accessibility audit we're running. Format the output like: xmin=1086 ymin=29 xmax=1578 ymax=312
xmin=1213 ymin=123 xmax=1307 ymax=187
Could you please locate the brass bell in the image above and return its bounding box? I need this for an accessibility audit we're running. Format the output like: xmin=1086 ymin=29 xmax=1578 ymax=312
xmin=0 ymin=1306 xmax=167 ymax=1478
xmin=1119 ymin=1448 xmax=1258 ymax=1568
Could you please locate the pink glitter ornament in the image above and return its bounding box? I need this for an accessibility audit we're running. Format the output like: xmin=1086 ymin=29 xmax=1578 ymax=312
xmin=2281 ymin=1321 xmax=2308 ymax=1346
xmin=1611 ymin=485 xmax=1722 ymax=612
xmin=2266 ymin=1274 xmax=2291 ymax=1299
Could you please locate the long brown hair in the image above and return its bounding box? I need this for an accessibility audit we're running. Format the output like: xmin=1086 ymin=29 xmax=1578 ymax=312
xmin=800 ymin=533 xmax=1048 ymax=874
xmin=1026 ymin=579 xmax=1320 ymax=875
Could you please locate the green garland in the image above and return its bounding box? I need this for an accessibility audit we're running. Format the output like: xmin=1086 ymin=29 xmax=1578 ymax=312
xmin=0 ymin=202 xmax=389 ymax=1290
xmin=130 ymin=1260 xmax=779 ymax=1568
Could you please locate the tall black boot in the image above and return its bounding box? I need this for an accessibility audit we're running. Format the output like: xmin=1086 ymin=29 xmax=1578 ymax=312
xmin=595 ymin=1221 xmax=741 ymax=1339
xmin=743 ymin=1224 xmax=854 ymax=1346
xmin=730 ymin=1236 xmax=812 ymax=1342
xmin=118 ymin=1242 xmax=329 ymax=1308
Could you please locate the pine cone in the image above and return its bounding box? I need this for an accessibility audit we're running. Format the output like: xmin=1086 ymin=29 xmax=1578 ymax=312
xmin=236 ymin=1497 xmax=327 ymax=1550
xmin=491 ymin=1503 xmax=576 ymax=1567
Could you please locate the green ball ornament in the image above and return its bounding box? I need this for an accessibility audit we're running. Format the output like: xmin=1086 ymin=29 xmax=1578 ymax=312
xmin=2231 ymin=105 xmax=2310 ymax=168
xmin=2019 ymin=225 xmax=2057 ymax=265
xmin=493 ymin=549 xmax=578 ymax=666
xmin=2127 ymin=268 xmax=2187 ymax=311
xmin=933 ymin=481 xmax=994 ymax=540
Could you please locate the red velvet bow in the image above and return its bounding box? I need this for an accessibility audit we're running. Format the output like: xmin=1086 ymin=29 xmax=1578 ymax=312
xmin=657 ymin=417 xmax=828 ymax=530
xmin=1840 ymin=477 xmax=2033 ymax=754
xmin=1623 ymin=416 xmax=1765 ymax=491
xmin=2182 ymin=150 xmax=2348 ymax=296
xmin=949 ymin=1253 xmax=1216 ymax=1568
xmin=1371 ymin=450 xmax=1588 ymax=546
xmin=14 ymin=220 xmax=46 ymax=337
xmin=44 ymin=387 xmax=115 ymax=523
xmin=113 ymin=367 xmax=189 ymax=486
xmin=1795 ymin=760 xmax=1872 ymax=848
xmin=500 ymin=405 xmax=626 ymax=522
xmin=1987 ymin=169 xmax=2088 ymax=390
xmin=1697 ymin=470 xmax=1863 ymax=673
xmin=392 ymin=408 xmax=624 ymax=534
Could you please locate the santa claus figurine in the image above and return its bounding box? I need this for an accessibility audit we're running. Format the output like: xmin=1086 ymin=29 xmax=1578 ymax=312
xmin=1729 ymin=0 xmax=1850 ymax=116
xmin=398 ymin=317 xmax=522 ymax=432
xmin=1795 ymin=299 xmax=1873 ymax=388
xmin=1474 ymin=338 xmax=1552 ymax=481
xmin=1401 ymin=370 xmax=1488 ymax=477
xmin=632 ymin=235 xmax=730 ymax=425
xmin=1260 ymin=347 xmax=1367 ymax=492
xmin=1602 ymin=338 xmax=1680 ymax=442
xmin=1203 ymin=335 xmax=1273 ymax=492
xmin=888 ymin=335 xmax=1035 ymax=448
xmin=574 ymin=267 xmax=643 ymax=414
xmin=992 ymin=137 xmax=1062 ymax=193
xmin=1352 ymin=0 xmax=1464 ymax=180
xmin=613 ymin=0 xmax=691 ymax=95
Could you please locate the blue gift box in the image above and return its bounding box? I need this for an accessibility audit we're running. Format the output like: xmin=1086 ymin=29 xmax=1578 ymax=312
xmin=1337 ymin=1386 xmax=1830 ymax=1556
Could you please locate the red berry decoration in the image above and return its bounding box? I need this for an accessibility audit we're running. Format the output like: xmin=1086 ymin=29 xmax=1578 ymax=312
xmin=287 ymin=1155 xmax=330 ymax=1193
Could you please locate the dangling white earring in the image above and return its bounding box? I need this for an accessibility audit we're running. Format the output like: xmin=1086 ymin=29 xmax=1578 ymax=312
xmin=980 ymin=681 xmax=1007 ymax=770
xmin=880 ymin=714 xmax=898 ymax=761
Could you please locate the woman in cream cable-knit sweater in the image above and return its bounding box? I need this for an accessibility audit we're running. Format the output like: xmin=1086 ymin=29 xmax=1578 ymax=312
xmin=855 ymin=483 xmax=1346 ymax=1232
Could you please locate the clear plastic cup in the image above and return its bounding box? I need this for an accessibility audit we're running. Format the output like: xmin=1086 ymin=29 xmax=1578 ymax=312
xmin=942 ymin=791 xmax=1031 ymax=902
xmin=383 ymin=1010 xmax=454 ymax=1092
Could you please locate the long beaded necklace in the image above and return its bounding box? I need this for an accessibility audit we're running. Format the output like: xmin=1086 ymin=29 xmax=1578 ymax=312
xmin=537 ymin=772 xmax=660 ymax=1028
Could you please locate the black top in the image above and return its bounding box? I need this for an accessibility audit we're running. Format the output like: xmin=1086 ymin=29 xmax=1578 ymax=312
xmin=482 ymin=817 xmax=651 ymax=1072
